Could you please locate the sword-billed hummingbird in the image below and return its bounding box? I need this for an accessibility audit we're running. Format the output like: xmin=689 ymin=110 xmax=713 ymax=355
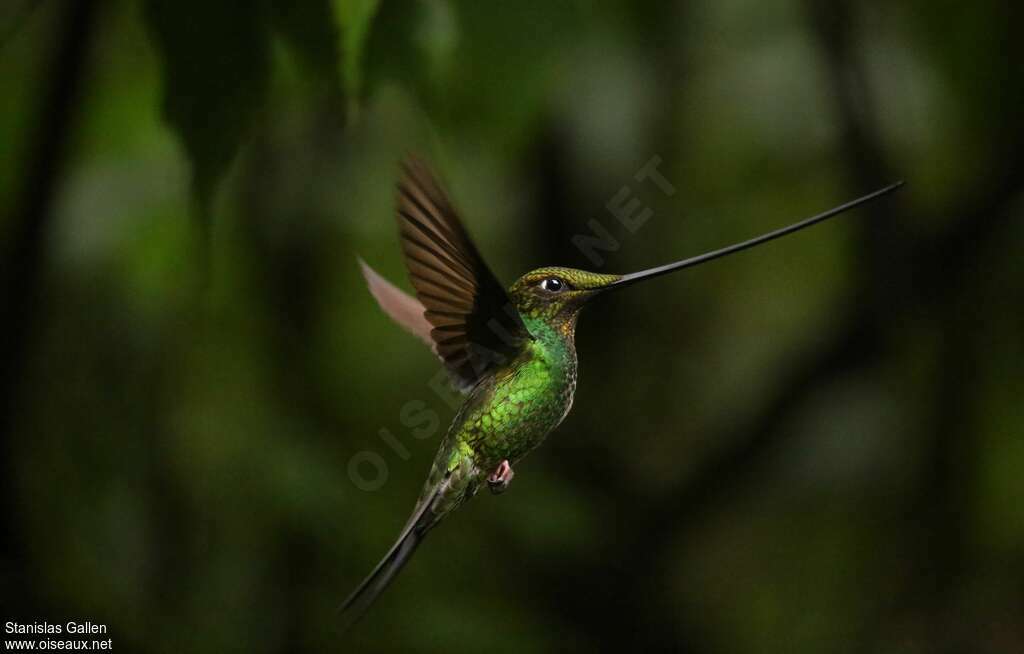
xmin=343 ymin=157 xmax=901 ymax=628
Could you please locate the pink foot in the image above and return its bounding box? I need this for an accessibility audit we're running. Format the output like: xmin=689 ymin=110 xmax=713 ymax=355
xmin=487 ymin=460 xmax=515 ymax=495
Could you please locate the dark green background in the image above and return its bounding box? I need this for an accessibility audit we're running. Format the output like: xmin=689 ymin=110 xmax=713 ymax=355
xmin=2 ymin=1 xmax=1022 ymax=652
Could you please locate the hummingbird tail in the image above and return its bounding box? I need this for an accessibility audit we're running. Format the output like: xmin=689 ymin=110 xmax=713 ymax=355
xmin=338 ymin=484 xmax=443 ymax=632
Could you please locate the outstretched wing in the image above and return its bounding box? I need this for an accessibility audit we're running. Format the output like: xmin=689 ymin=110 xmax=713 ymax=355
xmin=358 ymin=258 xmax=436 ymax=354
xmin=395 ymin=156 xmax=528 ymax=391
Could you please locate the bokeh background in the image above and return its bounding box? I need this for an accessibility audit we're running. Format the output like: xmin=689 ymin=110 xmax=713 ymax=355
xmin=2 ymin=1 xmax=1022 ymax=652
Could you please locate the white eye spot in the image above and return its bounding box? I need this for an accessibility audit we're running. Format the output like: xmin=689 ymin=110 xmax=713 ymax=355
xmin=540 ymin=277 xmax=565 ymax=293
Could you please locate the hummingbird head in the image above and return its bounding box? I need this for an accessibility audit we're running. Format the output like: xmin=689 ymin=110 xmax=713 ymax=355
xmin=509 ymin=267 xmax=622 ymax=327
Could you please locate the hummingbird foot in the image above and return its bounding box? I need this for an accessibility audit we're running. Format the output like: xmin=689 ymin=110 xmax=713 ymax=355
xmin=486 ymin=460 xmax=514 ymax=495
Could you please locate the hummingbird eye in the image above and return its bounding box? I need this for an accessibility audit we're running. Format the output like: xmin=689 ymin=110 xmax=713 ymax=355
xmin=539 ymin=277 xmax=565 ymax=293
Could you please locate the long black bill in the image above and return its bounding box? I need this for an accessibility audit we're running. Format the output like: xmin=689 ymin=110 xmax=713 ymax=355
xmin=604 ymin=181 xmax=904 ymax=290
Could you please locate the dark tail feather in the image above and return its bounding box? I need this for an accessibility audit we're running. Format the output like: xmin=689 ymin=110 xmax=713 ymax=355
xmin=338 ymin=485 xmax=442 ymax=632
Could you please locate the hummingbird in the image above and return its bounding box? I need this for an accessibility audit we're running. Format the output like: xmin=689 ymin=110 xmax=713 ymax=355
xmin=342 ymin=156 xmax=901 ymax=628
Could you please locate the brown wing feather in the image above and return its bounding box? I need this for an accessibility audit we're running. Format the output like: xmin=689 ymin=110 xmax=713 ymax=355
xmin=396 ymin=157 xmax=528 ymax=391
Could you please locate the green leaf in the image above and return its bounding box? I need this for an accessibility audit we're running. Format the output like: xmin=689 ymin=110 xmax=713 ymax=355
xmin=332 ymin=0 xmax=382 ymax=103
xmin=268 ymin=0 xmax=344 ymax=100
xmin=144 ymin=0 xmax=271 ymax=223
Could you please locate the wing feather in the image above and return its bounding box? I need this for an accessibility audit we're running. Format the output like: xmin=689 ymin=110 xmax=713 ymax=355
xmin=357 ymin=259 xmax=436 ymax=353
xmin=357 ymin=158 xmax=529 ymax=392
xmin=397 ymin=157 xmax=528 ymax=390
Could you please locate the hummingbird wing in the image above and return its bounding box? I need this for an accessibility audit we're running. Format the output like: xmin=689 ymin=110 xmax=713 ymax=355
xmin=357 ymin=258 xmax=437 ymax=354
xmin=394 ymin=157 xmax=529 ymax=391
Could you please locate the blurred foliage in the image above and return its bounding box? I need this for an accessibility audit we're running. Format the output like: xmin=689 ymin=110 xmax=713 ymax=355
xmin=1 ymin=0 xmax=1022 ymax=653
xmin=144 ymin=0 xmax=270 ymax=224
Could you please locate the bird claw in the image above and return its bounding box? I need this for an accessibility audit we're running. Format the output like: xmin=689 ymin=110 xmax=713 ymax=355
xmin=486 ymin=460 xmax=514 ymax=495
